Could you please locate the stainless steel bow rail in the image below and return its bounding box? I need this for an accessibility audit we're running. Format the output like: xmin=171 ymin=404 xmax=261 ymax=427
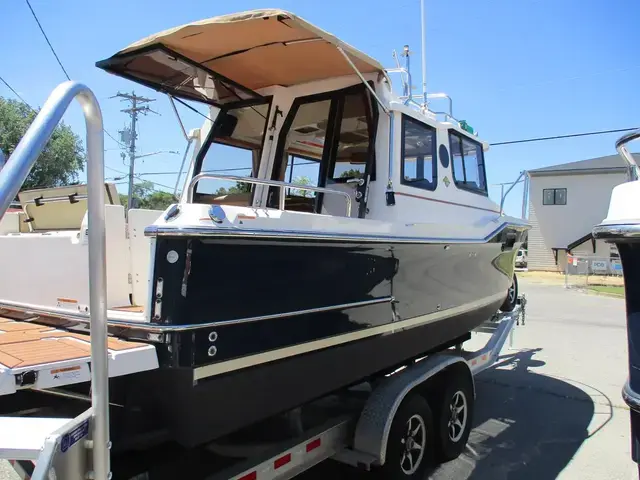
xmin=615 ymin=128 xmax=640 ymax=181
xmin=186 ymin=172 xmax=353 ymax=216
xmin=0 ymin=82 xmax=111 ymax=480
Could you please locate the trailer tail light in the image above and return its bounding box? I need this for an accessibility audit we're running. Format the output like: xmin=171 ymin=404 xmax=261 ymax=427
xmin=237 ymin=472 xmax=257 ymax=480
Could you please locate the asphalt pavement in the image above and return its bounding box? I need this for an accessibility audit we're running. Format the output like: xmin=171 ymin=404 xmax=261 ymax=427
xmin=1 ymin=278 xmax=637 ymax=479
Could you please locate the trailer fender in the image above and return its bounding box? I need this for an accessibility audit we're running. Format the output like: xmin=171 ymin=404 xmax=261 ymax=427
xmin=352 ymin=353 xmax=473 ymax=466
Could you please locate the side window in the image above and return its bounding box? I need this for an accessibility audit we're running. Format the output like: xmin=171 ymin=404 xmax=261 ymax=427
xmin=543 ymin=188 xmax=567 ymax=205
xmin=196 ymin=102 xmax=270 ymax=198
xmin=449 ymin=132 xmax=487 ymax=195
xmin=401 ymin=115 xmax=437 ymax=191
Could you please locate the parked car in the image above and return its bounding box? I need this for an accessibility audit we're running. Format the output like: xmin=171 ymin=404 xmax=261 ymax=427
xmin=516 ymin=249 xmax=527 ymax=268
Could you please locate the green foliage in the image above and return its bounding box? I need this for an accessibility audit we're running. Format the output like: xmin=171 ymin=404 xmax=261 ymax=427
xmin=290 ymin=175 xmax=313 ymax=197
xmin=0 ymin=97 xmax=84 ymax=189
xmin=339 ymin=168 xmax=364 ymax=179
xmin=213 ymin=181 xmax=252 ymax=196
xmin=120 ymin=181 xmax=176 ymax=210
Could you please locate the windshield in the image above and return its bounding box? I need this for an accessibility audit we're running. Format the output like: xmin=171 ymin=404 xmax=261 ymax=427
xmin=195 ymin=101 xmax=271 ymax=202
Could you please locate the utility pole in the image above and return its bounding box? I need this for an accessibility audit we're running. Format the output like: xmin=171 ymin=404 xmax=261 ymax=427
xmin=112 ymin=91 xmax=156 ymax=212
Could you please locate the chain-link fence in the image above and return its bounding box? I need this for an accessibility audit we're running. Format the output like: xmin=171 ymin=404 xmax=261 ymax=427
xmin=564 ymin=254 xmax=624 ymax=291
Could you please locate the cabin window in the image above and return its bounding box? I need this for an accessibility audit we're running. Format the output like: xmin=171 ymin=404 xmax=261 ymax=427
xmin=543 ymin=188 xmax=567 ymax=205
xmin=401 ymin=115 xmax=437 ymax=191
xmin=194 ymin=101 xmax=271 ymax=203
xmin=329 ymin=91 xmax=374 ymax=182
xmin=449 ymin=132 xmax=487 ymax=195
xmin=273 ymin=99 xmax=332 ymax=211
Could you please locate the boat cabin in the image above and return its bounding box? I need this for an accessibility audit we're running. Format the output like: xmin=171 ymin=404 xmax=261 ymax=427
xmin=97 ymin=9 xmax=497 ymax=225
xmin=0 ymin=9 xmax=508 ymax=318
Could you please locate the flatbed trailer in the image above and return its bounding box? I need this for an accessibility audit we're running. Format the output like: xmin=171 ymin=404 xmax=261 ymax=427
xmin=0 ymin=82 xmax=527 ymax=480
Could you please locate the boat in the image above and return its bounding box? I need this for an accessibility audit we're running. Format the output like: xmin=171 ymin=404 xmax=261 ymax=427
xmin=0 ymin=9 xmax=528 ymax=448
xmin=592 ymin=130 xmax=640 ymax=469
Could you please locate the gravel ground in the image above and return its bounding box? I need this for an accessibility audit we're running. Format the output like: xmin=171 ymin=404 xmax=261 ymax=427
xmin=2 ymin=278 xmax=637 ymax=479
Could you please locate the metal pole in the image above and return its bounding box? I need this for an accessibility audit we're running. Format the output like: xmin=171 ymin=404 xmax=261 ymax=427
xmin=521 ymin=173 xmax=529 ymax=219
xmin=0 ymin=81 xmax=110 ymax=479
xmin=127 ymin=95 xmax=137 ymax=212
xmin=500 ymin=184 xmax=505 ymax=214
xmin=173 ymin=138 xmax=193 ymax=198
xmin=420 ymin=0 xmax=428 ymax=107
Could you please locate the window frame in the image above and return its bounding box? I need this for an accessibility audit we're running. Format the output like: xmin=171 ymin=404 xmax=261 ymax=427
xmin=271 ymin=83 xmax=377 ymax=216
xmin=191 ymin=97 xmax=273 ymax=202
xmin=542 ymin=188 xmax=567 ymax=206
xmin=400 ymin=114 xmax=438 ymax=192
xmin=448 ymin=130 xmax=488 ymax=197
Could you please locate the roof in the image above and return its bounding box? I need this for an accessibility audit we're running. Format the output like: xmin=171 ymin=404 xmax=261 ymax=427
xmin=529 ymin=153 xmax=638 ymax=175
xmin=96 ymin=10 xmax=385 ymax=107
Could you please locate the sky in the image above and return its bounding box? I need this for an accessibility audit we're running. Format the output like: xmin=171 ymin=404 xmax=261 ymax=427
xmin=1 ymin=0 xmax=639 ymax=217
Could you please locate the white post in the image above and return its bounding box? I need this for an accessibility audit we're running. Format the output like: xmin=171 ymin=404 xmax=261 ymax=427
xmin=420 ymin=0 xmax=428 ymax=107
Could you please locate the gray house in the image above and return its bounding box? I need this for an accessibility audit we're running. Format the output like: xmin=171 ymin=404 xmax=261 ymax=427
xmin=527 ymin=153 xmax=638 ymax=271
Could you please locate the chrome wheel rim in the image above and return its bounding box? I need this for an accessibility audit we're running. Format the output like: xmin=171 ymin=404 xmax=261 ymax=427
xmin=448 ymin=391 xmax=468 ymax=442
xmin=400 ymin=414 xmax=426 ymax=475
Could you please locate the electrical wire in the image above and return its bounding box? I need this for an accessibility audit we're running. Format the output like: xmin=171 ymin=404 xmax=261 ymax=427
xmin=0 ymin=75 xmax=34 ymax=110
xmin=24 ymin=0 xmax=70 ymax=81
xmin=22 ymin=1 xmax=125 ymax=149
xmin=490 ymin=127 xmax=639 ymax=146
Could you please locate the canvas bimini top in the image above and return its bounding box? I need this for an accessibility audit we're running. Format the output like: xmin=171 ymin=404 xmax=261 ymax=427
xmin=96 ymin=9 xmax=385 ymax=107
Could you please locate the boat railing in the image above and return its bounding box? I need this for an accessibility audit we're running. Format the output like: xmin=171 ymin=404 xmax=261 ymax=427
xmin=186 ymin=173 xmax=354 ymax=216
xmin=615 ymin=129 xmax=640 ymax=181
xmin=0 ymin=81 xmax=110 ymax=480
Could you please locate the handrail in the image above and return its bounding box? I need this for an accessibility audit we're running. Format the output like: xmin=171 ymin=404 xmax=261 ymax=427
xmin=615 ymin=129 xmax=640 ymax=181
xmin=499 ymin=170 xmax=526 ymax=216
xmin=186 ymin=173 xmax=353 ymax=216
xmin=0 ymin=81 xmax=110 ymax=480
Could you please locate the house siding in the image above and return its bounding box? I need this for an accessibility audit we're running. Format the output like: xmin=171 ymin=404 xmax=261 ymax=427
xmin=527 ymin=171 xmax=626 ymax=271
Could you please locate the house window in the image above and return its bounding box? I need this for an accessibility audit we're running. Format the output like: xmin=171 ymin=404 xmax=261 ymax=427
xmin=449 ymin=132 xmax=487 ymax=195
xmin=401 ymin=115 xmax=437 ymax=191
xmin=543 ymin=188 xmax=567 ymax=205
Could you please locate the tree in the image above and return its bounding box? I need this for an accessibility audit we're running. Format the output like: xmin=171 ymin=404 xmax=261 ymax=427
xmin=290 ymin=175 xmax=313 ymax=198
xmin=0 ymin=97 xmax=84 ymax=189
xmin=213 ymin=181 xmax=252 ymax=196
xmin=119 ymin=181 xmax=176 ymax=210
xmin=339 ymin=168 xmax=364 ymax=179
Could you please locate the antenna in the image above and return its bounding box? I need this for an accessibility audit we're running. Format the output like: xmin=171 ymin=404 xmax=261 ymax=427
xmin=420 ymin=0 xmax=428 ymax=107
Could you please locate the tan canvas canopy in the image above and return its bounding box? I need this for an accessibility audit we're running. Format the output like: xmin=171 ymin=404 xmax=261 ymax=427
xmin=96 ymin=9 xmax=385 ymax=106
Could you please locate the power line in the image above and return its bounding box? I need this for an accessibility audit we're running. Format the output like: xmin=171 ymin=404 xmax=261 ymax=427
xmin=0 ymin=75 xmax=34 ymax=110
xmin=22 ymin=1 xmax=125 ymax=149
xmin=490 ymin=127 xmax=639 ymax=146
xmin=24 ymin=0 xmax=70 ymax=81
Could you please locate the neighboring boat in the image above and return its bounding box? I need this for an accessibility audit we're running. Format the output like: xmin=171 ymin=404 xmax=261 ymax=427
xmin=0 ymin=10 xmax=527 ymax=448
xmin=592 ymin=130 xmax=640 ymax=470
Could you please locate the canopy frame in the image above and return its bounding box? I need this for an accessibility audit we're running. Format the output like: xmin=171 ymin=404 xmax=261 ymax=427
xmin=96 ymin=44 xmax=264 ymax=108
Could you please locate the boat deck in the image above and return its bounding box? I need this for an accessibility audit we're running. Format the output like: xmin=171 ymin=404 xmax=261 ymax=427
xmin=0 ymin=316 xmax=158 ymax=396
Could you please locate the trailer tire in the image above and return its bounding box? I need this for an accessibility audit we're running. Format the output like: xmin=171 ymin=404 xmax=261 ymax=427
xmin=377 ymin=393 xmax=433 ymax=479
xmin=499 ymin=273 xmax=518 ymax=313
xmin=433 ymin=372 xmax=474 ymax=462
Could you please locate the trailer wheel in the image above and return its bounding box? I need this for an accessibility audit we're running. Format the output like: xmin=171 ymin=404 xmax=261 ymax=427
xmin=433 ymin=372 xmax=474 ymax=462
xmin=377 ymin=394 xmax=433 ymax=479
xmin=499 ymin=273 xmax=518 ymax=312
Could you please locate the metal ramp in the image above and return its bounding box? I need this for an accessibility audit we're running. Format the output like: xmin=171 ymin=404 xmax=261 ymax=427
xmin=0 ymin=316 xmax=158 ymax=396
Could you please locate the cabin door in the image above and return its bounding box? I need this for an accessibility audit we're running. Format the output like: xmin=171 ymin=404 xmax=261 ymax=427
xmin=269 ymin=83 xmax=377 ymax=218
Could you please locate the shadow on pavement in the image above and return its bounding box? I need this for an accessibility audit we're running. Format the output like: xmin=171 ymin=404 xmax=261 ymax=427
xmin=301 ymin=348 xmax=608 ymax=480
